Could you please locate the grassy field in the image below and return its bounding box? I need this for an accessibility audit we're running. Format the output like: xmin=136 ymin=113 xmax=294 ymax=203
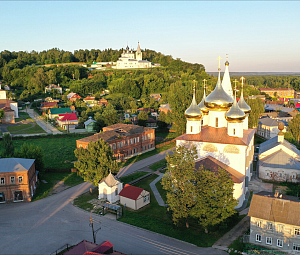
xmin=119 ymin=171 xmax=149 ymax=184
xmin=121 ymin=142 xmax=175 ymax=167
xmin=7 ymin=123 xmax=46 ymax=134
xmin=0 ymin=134 xmax=89 ymax=170
xmin=73 ymin=188 xmax=98 ymax=211
xmin=149 ymin=159 xmax=167 ymax=171
xmin=33 ymin=172 xmax=84 ymax=201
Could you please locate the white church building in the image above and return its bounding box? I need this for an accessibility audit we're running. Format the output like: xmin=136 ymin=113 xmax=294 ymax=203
xmin=176 ymin=60 xmax=255 ymax=208
xmin=113 ymin=43 xmax=160 ymax=69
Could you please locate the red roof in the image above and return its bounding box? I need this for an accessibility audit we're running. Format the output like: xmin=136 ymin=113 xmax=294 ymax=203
xmin=296 ymin=103 xmax=300 ymax=108
xmin=93 ymin=241 xmax=113 ymax=253
xmin=119 ymin=184 xmax=144 ymax=200
xmin=41 ymin=102 xmax=57 ymax=108
xmin=58 ymin=113 xmax=78 ymax=121
xmin=83 ymin=252 xmax=100 ymax=255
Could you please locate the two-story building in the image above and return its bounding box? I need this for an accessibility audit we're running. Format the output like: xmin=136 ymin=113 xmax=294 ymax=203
xmin=248 ymin=191 xmax=300 ymax=253
xmin=259 ymin=88 xmax=295 ymax=98
xmin=76 ymin=123 xmax=155 ymax=161
xmin=0 ymin=158 xmax=37 ymax=203
xmin=256 ymin=117 xmax=286 ymax=139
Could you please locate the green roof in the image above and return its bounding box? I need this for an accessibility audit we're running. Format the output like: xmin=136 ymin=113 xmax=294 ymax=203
xmin=49 ymin=108 xmax=72 ymax=114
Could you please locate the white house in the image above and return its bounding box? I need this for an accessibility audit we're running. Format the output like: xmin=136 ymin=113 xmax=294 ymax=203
xmin=258 ymin=131 xmax=300 ymax=183
xmin=119 ymin=184 xmax=150 ymax=210
xmin=98 ymin=173 xmax=123 ymax=203
xmin=257 ymin=117 xmax=287 ymax=139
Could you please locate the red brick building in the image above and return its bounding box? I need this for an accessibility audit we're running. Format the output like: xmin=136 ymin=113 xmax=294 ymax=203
xmin=0 ymin=158 xmax=37 ymax=203
xmin=76 ymin=123 xmax=155 ymax=161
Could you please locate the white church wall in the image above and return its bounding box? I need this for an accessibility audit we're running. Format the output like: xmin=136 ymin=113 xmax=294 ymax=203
xmin=233 ymin=182 xmax=245 ymax=208
xmin=208 ymin=111 xmax=227 ymax=128
xmin=259 ymin=166 xmax=300 ymax=183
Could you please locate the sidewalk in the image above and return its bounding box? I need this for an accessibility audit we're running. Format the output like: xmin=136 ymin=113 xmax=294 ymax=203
xmin=149 ymin=172 xmax=165 ymax=206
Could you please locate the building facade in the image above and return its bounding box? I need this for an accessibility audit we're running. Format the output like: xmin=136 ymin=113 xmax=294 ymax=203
xmin=248 ymin=192 xmax=300 ymax=253
xmin=259 ymin=88 xmax=295 ymax=98
xmin=0 ymin=158 xmax=37 ymax=203
xmin=76 ymin=123 xmax=155 ymax=161
xmin=257 ymin=117 xmax=287 ymax=139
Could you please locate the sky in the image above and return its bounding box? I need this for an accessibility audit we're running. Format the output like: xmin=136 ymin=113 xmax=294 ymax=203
xmin=1 ymin=1 xmax=300 ymax=72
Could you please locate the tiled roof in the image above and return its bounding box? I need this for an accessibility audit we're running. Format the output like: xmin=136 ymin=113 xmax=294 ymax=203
xmin=67 ymin=92 xmax=76 ymax=99
xmin=49 ymin=108 xmax=72 ymax=115
xmin=119 ymin=184 xmax=144 ymax=200
xmin=0 ymin=158 xmax=35 ymax=173
xmin=195 ymin=156 xmax=244 ymax=183
xmin=176 ymin=126 xmax=255 ymax=146
xmin=258 ymin=117 xmax=282 ymax=127
xmin=0 ymin=99 xmax=17 ymax=110
xmin=63 ymin=240 xmax=97 ymax=255
xmin=248 ymin=193 xmax=300 ymax=226
xmin=58 ymin=113 xmax=78 ymax=121
xmin=41 ymin=102 xmax=57 ymax=108
xmin=84 ymin=96 xmax=95 ymax=101
xmin=259 ymin=149 xmax=300 ymax=170
xmin=99 ymin=173 xmax=120 ymax=187
xmin=92 ymin=241 xmax=113 ymax=253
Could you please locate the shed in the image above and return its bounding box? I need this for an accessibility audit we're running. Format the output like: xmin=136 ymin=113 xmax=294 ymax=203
xmin=98 ymin=173 xmax=123 ymax=203
xmin=84 ymin=118 xmax=96 ymax=132
xmin=119 ymin=184 xmax=150 ymax=210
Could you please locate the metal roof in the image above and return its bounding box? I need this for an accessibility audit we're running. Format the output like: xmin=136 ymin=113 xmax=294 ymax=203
xmin=0 ymin=158 xmax=35 ymax=173
xmin=259 ymin=149 xmax=300 ymax=169
xmin=259 ymin=136 xmax=300 ymax=155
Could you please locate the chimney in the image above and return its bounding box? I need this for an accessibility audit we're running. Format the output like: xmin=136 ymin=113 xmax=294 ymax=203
xmin=277 ymin=122 xmax=285 ymax=143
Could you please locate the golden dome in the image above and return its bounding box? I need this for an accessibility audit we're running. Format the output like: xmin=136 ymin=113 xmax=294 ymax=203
xmin=225 ymin=95 xmax=246 ymax=123
xmin=238 ymin=78 xmax=251 ymax=114
xmin=198 ymin=87 xmax=209 ymax=115
xmin=204 ymin=69 xmax=233 ymax=111
xmin=185 ymin=87 xmax=202 ymax=121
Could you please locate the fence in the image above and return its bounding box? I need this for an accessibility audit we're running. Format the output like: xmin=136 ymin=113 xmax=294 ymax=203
xmin=155 ymin=139 xmax=176 ymax=149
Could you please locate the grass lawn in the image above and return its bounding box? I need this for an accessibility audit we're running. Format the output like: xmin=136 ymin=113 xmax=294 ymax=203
xmin=33 ymin=172 xmax=84 ymax=201
xmin=19 ymin=112 xmax=34 ymax=121
xmin=254 ymin=135 xmax=267 ymax=145
xmin=7 ymin=122 xmax=46 ymax=134
xmin=121 ymin=142 xmax=175 ymax=167
xmin=0 ymin=134 xmax=89 ymax=170
xmin=73 ymin=188 xmax=98 ymax=211
xmin=149 ymin=159 xmax=167 ymax=171
xmin=119 ymin=171 xmax=149 ymax=184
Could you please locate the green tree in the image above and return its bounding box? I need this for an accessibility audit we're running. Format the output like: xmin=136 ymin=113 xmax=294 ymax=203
xmin=247 ymin=98 xmax=265 ymax=128
xmin=15 ymin=143 xmax=45 ymax=171
xmin=137 ymin=110 xmax=148 ymax=126
xmin=74 ymin=139 xmax=119 ymax=186
xmin=2 ymin=133 xmax=14 ymax=157
xmin=0 ymin=109 xmax=4 ymax=122
xmin=101 ymin=103 xmax=118 ymax=126
xmin=288 ymin=114 xmax=300 ymax=144
xmin=191 ymin=168 xmax=237 ymax=233
xmin=162 ymin=145 xmax=198 ymax=228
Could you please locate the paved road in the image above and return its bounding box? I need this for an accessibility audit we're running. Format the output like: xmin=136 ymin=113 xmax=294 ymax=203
xmin=0 ymin=182 xmax=226 ymax=255
xmin=117 ymin=148 xmax=174 ymax=177
xmin=23 ymin=108 xmax=62 ymax=134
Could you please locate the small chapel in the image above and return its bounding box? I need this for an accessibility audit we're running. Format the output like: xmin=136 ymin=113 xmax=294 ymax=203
xmin=176 ymin=58 xmax=256 ymax=208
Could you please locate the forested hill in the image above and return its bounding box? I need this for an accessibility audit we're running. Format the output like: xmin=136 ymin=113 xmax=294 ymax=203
xmin=0 ymin=48 xmax=204 ymax=72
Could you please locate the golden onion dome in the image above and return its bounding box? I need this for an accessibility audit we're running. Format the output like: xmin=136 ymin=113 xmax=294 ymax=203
xmin=185 ymin=87 xmax=202 ymax=121
xmin=198 ymin=89 xmax=209 ymax=115
xmin=238 ymin=86 xmax=251 ymax=114
xmin=204 ymin=69 xmax=233 ymax=111
xmin=225 ymin=96 xmax=246 ymax=123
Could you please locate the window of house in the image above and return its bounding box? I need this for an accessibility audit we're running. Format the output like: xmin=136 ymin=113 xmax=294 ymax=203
xmin=293 ymin=243 xmax=300 ymax=251
xmin=18 ymin=176 xmax=23 ymax=184
xmin=277 ymin=239 xmax=283 ymax=248
xmin=137 ymin=137 xmax=139 ymax=143
xmin=255 ymin=234 xmax=261 ymax=242
xmin=0 ymin=178 xmax=4 ymax=185
xmin=115 ymin=188 xmax=118 ymax=196
xmin=148 ymin=134 xmax=150 ymax=139
xmin=117 ymin=142 xmax=120 ymax=148
xmin=0 ymin=192 xmax=5 ymax=203
xmin=215 ymin=117 xmax=218 ymax=128
xmin=277 ymin=225 xmax=283 ymax=233
xmin=11 ymin=176 xmax=15 ymax=184
xmin=295 ymin=228 xmax=300 ymax=236
xmin=144 ymin=194 xmax=149 ymax=203
xmin=14 ymin=191 xmax=23 ymax=201
xmin=266 ymin=237 xmax=272 ymax=245
xmin=133 ymin=138 xmax=136 ymax=144
xmin=256 ymin=221 xmax=262 ymax=228
xmin=233 ymin=129 xmax=235 ymax=135
xmin=191 ymin=126 xmax=193 ymax=133
xmin=201 ymin=119 xmax=203 ymax=125
xmin=267 ymin=222 xmax=273 ymax=230
xmin=113 ymin=144 xmax=116 ymax=150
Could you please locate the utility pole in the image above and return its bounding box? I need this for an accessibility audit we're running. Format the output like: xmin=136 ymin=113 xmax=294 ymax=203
xmin=90 ymin=215 xmax=96 ymax=243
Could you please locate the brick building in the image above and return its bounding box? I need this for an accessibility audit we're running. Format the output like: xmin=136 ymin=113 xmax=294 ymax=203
xmin=259 ymin=88 xmax=295 ymax=98
xmin=76 ymin=123 xmax=155 ymax=161
xmin=0 ymin=158 xmax=38 ymax=203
